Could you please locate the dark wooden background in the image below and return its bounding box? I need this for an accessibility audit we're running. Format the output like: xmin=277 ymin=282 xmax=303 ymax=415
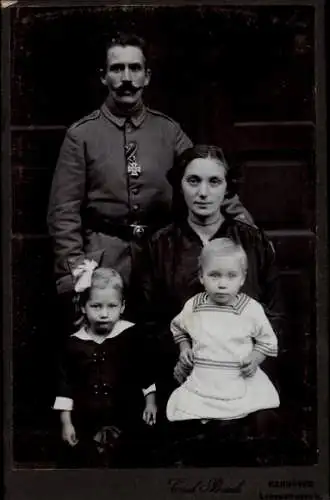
xmin=10 ymin=5 xmax=316 ymax=465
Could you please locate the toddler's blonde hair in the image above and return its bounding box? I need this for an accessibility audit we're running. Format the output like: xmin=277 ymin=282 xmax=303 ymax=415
xmin=199 ymin=238 xmax=248 ymax=275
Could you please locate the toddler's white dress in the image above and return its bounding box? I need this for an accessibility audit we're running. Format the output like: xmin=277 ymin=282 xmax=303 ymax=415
xmin=166 ymin=293 xmax=280 ymax=421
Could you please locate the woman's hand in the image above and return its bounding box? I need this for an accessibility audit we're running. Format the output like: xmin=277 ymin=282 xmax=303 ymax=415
xmin=240 ymin=350 xmax=266 ymax=378
xmin=62 ymin=422 xmax=78 ymax=446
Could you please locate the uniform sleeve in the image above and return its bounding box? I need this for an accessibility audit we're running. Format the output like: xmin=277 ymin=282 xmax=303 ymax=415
xmin=47 ymin=128 xmax=86 ymax=280
xmin=173 ymin=122 xmax=193 ymax=156
xmin=222 ymin=192 xmax=255 ymax=227
xmin=170 ymin=300 xmax=193 ymax=345
xmin=252 ymin=302 xmax=278 ymax=358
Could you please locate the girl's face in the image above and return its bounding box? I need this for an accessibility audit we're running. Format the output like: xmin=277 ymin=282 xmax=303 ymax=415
xmin=181 ymin=157 xmax=227 ymax=222
xmin=82 ymin=287 xmax=124 ymax=335
xmin=200 ymin=254 xmax=245 ymax=306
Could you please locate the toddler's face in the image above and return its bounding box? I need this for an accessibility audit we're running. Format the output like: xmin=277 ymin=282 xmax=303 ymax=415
xmin=200 ymin=254 xmax=245 ymax=305
xmin=83 ymin=287 xmax=124 ymax=335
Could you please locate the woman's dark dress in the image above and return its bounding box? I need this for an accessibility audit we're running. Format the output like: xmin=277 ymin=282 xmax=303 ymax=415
xmin=130 ymin=217 xmax=285 ymax=465
xmin=135 ymin=217 xmax=284 ymax=332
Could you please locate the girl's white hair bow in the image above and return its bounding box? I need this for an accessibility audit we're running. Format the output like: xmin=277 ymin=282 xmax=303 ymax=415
xmin=72 ymin=259 xmax=98 ymax=293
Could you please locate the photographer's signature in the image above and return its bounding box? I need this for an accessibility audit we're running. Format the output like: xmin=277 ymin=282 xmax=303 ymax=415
xmin=168 ymin=477 xmax=245 ymax=495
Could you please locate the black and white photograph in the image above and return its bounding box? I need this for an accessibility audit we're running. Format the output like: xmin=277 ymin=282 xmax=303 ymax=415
xmin=2 ymin=1 xmax=328 ymax=499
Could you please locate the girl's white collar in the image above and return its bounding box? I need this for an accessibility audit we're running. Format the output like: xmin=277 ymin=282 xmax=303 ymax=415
xmin=71 ymin=320 xmax=134 ymax=344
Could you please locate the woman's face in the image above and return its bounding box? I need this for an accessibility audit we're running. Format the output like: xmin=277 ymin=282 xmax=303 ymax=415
xmin=181 ymin=157 xmax=227 ymax=221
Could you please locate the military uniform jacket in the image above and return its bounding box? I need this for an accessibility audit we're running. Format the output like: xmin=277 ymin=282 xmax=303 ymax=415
xmin=47 ymin=102 xmax=192 ymax=292
xmin=47 ymin=101 xmax=252 ymax=293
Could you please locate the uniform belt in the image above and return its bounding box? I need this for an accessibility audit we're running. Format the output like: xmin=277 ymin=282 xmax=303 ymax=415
xmin=86 ymin=218 xmax=153 ymax=241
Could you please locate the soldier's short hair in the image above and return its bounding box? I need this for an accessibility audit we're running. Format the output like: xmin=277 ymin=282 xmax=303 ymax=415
xmin=104 ymin=32 xmax=149 ymax=69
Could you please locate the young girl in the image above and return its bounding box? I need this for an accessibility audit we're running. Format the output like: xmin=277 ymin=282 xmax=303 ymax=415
xmin=167 ymin=237 xmax=280 ymax=422
xmin=53 ymin=266 xmax=157 ymax=467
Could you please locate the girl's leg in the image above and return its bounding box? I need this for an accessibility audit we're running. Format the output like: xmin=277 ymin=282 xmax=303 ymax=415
xmin=56 ymin=437 xmax=102 ymax=468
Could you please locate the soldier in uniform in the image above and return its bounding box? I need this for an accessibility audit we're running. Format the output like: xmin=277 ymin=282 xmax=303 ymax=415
xmin=47 ymin=32 xmax=253 ymax=328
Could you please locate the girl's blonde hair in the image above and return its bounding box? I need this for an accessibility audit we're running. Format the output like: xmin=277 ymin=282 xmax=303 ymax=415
xmin=80 ymin=267 xmax=124 ymax=304
xmin=199 ymin=238 xmax=248 ymax=275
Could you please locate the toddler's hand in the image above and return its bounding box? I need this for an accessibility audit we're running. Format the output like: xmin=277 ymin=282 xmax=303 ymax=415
xmin=240 ymin=350 xmax=266 ymax=378
xmin=62 ymin=422 xmax=78 ymax=446
xmin=179 ymin=345 xmax=193 ymax=368
xmin=143 ymin=403 xmax=157 ymax=426
xmin=174 ymin=360 xmax=192 ymax=384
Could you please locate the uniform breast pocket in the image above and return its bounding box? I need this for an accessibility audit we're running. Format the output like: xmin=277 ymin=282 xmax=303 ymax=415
xmin=85 ymin=147 xmax=126 ymax=196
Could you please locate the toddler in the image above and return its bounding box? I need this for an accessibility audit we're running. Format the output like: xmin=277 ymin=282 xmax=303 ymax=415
xmin=167 ymin=238 xmax=279 ymax=422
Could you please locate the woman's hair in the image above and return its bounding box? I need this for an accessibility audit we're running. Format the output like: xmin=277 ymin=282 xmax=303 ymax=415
xmin=79 ymin=267 xmax=124 ymax=306
xmin=167 ymin=145 xmax=231 ymax=221
xmin=199 ymin=238 xmax=248 ymax=275
xmin=167 ymin=145 xmax=229 ymax=190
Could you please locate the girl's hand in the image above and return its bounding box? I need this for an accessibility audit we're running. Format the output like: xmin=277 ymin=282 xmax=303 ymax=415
xmin=179 ymin=344 xmax=193 ymax=367
xmin=62 ymin=422 xmax=78 ymax=446
xmin=143 ymin=403 xmax=157 ymax=426
xmin=240 ymin=351 xmax=266 ymax=378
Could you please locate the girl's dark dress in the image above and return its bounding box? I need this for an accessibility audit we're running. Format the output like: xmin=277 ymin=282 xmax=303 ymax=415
xmin=54 ymin=321 xmax=156 ymax=467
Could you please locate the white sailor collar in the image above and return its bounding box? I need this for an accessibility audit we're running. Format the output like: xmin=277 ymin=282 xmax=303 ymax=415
xmin=71 ymin=320 xmax=135 ymax=344
xmin=192 ymin=292 xmax=250 ymax=315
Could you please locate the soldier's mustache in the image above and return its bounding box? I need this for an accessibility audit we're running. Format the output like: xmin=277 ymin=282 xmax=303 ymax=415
xmin=113 ymin=83 xmax=141 ymax=93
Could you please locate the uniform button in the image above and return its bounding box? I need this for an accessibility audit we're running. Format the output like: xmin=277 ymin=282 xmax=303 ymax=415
xmin=126 ymin=124 xmax=132 ymax=133
xmin=132 ymin=204 xmax=139 ymax=212
xmin=131 ymin=187 xmax=139 ymax=195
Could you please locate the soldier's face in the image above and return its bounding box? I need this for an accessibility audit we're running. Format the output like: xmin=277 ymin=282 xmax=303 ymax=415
xmin=102 ymin=45 xmax=151 ymax=107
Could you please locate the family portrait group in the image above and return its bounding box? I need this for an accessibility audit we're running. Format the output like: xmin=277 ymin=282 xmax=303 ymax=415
xmin=9 ymin=4 xmax=318 ymax=469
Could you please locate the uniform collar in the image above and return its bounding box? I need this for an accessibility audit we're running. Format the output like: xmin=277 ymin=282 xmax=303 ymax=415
xmin=71 ymin=320 xmax=134 ymax=344
xmin=101 ymin=97 xmax=147 ymax=128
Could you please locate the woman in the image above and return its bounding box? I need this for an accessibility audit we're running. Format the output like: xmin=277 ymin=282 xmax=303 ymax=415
xmin=132 ymin=145 xmax=285 ymax=464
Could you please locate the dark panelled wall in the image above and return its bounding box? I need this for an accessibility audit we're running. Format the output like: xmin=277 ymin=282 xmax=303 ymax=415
xmin=11 ymin=6 xmax=316 ymax=465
